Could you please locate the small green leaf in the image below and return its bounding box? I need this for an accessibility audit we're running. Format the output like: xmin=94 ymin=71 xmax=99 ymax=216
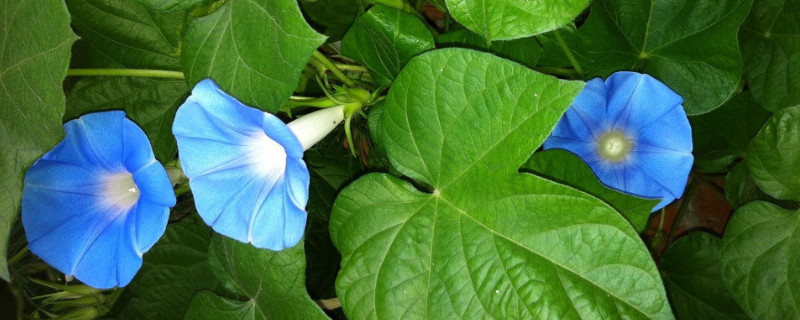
xmin=299 ymin=0 xmax=366 ymax=40
xmin=0 ymin=0 xmax=76 ymax=281
xmin=725 ymin=162 xmax=767 ymax=209
xmin=182 ymin=0 xmax=327 ymax=112
xmin=660 ymin=231 xmax=749 ymax=320
xmin=746 ymin=105 xmax=800 ymax=201
xmin=65 ymin=77 xmax=189 ymax=162
xmin=524 ymin=149 xmax=659 ymax=232
xmin=572 ymin=0 xmax=753 ymax=114
xmin=740 ymin=0 xmax=800 ymax=111
xmin=67 ymin=0 xmax=185 ymax=69
xmin=444 ymin=0 xmax=590 ymax=41
xmin=438 ymin=28 xmax=542 ymax=69
xmin=691 ymin=91 xmax=772 ymax=173
xmin=331 ymin=48 xmax=672 ymax=319
xmin=184 ymin=236 xmax=328 ymax=320
xmin=721 ymin=201 xmax=800 ymax=319
xmin=114 ymin=218 xmax=219 ymax=320
xmin=342 ymin=4 xmax=435 ymax=87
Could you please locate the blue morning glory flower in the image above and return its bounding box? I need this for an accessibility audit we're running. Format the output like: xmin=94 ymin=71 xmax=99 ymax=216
xmin=22 ymin=111 xmax=176 ymax=289
xmin=172 ymin=79 xmax=344 ymax=250
xmin=544 ymin=71 xmax=694 ymax=212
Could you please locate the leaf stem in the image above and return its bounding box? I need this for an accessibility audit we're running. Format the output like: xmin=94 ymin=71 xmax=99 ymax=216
xmin=311 ymin=51 xmax=356 ymax=87
xmin=7 ymin=247 xmax=28 ymax=265
xmin=334 ymin=64 xmax=369 ymax=73
xmin=534 ymin=66 xmax=580 ymax=78
xmin=554 ymin=30 xmax=584 ymax=78
xmin=667 ymin=179 xmax=699 ymax=244
xmin=10 ymin=281 xmax=25 ymax=320
xmin=284 ymin=97 xmax=341 ymax=108
xmin=67 ymin=68 xmax=185 ymax=79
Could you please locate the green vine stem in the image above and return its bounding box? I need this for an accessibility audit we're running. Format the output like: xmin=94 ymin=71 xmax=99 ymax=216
xmin=67 ymin=68 xmax=185 ymax=79
xmin=553 ymin=30 xmax=585 ymax=79
xmin=311 ymin=51 xmax=356 ymax=87
xmin=667 ymin=179 xmax=700 ymax=244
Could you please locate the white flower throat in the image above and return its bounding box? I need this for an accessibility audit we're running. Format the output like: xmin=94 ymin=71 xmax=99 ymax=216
xmin=102 ymin=172 xmax=140 ymax=209
xmin=597 ymin=131 xmax=633 ymax=162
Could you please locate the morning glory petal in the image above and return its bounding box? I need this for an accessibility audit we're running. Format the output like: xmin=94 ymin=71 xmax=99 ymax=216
xmin=132 ymin=163 xmax=177 ymax=207
xmin=173 ymin=79 xmax=317 ymax=250
xmin=544 ymin=71 xmax=694 ymax=212
xmin=632 ymin=107 xmax=694 ymax=153
xmin=122 ymin=118 xmax=157 ymax=172
xmin=22 ymin=111 xmax=175 ymax=289
xmin=568 ymin=77 xmax=610 ymax=135
xmin=71 ymin=111 xmax=126 ymax=171
xmin=605 ymin=71 xmax=683 ymax=131
xmin=630 ymin=150 xmax=694 ymax=198
xmin=131 ymin=200 xmax=170 ymax=253
xmin=543 ymin=136 xmax=596 ymax=159
xmin=72 ymin=214 xmax=140 ymax=289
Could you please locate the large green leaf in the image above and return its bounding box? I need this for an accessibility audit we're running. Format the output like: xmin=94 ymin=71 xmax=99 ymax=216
xmin=740 ymin=0 xmax=800 ymax=111
xmin=690 ymin=91 xmax=772 ymax=173
xmin=721 ymin=201 xmax=800 ymax=319
xmin=0 ymin=0 xmax=76 ymax=281
xmin=181 ymin=0 xmax=326 ymax=113
xmin=745 ymin=105 xmax=800 ymax=201
xmin=524 ymin=149 xmax=659 ymax=233
xmin=330 ymin=48 xmax=672 ymax=319
xmin=341 ymin=4 xmax=435 ymax=87
xmin=67 ymin=0 xmax=185 ymax=70
xmin=572 ymin=0 xmax=753 ymax=114
xmin=444 ymin=0 xmax=590 ymax=41
xmin=438 ymin=29 xmax=542 ymax=69
xmin=660 ymin=232 xmax=749 ymax=320
xmin=113 ymin=218 xmax=219 ymax=320
xmin=65 ymin=77 xmax=189 ymax=162
xmin=184 ymin=236 xmax=328 ymax=320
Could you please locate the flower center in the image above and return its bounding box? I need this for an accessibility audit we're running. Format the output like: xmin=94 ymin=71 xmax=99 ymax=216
xmin=597 ymin=131 xmax=632 ymax=162
xmin=247 ymin=132 xmax=287 ymax=178
xmin=102 ymin=172 xmax=140 ymax=209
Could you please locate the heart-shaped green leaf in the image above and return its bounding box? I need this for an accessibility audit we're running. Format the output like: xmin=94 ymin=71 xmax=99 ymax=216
xmin=572 ymin=0 xmax=753 ymax=114
xmin=181 ymin=0 xmax=326 ymax=112
xmin=444 ymin=0 xmax=590 ymax=41
xmin=331 ymin=48 xmax=672 ymax=319
xmin=0 ymin=0 xmax=76 ymax=281
xmin=746 ymin=105 xmax=800 ymax=201
xmin=184 ymin=236 xmax=328 ymax=320
xmin=661 ymin=232 xmax=749 ymax=320
xmin=721 ymin=201 xmax=800 ymax=319
xmin=740 ymin=0 xmax=800 ymax=111
xmin=342 ymin=4 xmax=435 ymax=87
